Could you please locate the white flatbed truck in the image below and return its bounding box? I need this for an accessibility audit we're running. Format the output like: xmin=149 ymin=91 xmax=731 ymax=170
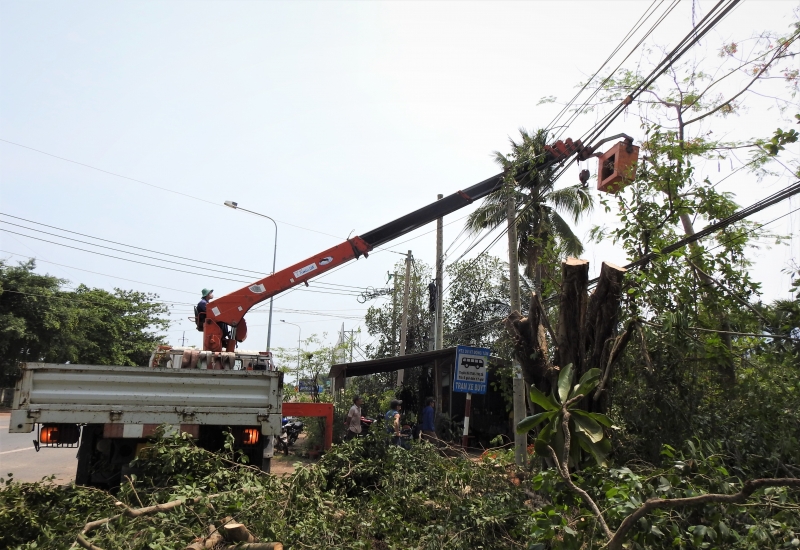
xmin=7 ymin=352 xmax=283 ymax=487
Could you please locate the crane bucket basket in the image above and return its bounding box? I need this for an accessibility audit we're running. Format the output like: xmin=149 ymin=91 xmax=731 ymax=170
xmin=597 ymin=141 xmax=639 ymax=193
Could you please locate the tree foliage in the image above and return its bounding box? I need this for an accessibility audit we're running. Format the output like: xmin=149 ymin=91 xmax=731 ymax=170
xmin=466 ymin=128 xmax=593 ymax=291
xmin=572 ymin=17 xmax=800 ymax=467
xmin=0 ymin=260 xmax=169 ymax=383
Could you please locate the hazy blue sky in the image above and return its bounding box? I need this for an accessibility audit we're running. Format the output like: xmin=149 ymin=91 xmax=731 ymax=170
xmin=1 ymin=1 xmax=798 ymax=360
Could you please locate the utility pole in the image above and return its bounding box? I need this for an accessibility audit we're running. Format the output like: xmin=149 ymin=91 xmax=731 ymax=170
xmin=343 ymin=328 xmax=357 ymax=363
xmin=391 ymin=271 xmax=399 ymax=357
xmin=397 ymin=250 xmax=413 ymax=386
xmin=434 ymin=193 xmax=444 ymax=413
xmin=180 ymin=331 xmax=187 ymax=346
xmin=507 ymin=194 xmax=527 ymax=467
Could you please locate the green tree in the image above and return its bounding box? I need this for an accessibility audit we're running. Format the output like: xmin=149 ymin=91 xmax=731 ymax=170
xmin=0 ymin=260 xmax=169 ymax=384
xmin=443 ymin=254 xmax=510 ymax=349
xmin=466 ymin=128 xmax=593 ymax=293
xmin=363 ymin=259 xmax=433 ymax=361
xmin=575 ymin=21 xmax=800 ymax=465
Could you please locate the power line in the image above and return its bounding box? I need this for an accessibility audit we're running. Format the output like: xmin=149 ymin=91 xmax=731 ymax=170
xmin=534 ymin=180 xmax=800 ymax=306
xmin=0 ymin=220 xmax=263 ymax=280
xmin=0 ymin=250 xmax=196 ymax=295
xmin=551 ymin=0 xmax=682 ymax=140
xmin=441 ymin=1 xmax=743 ymax=298
xmin=0 ymin=138 xmax=344 ymax=240
xmin=0 ymin=212 xmax=267 ymax=276
xmin=1 ymin=227 xmax=379 ymax=297
xmin=581 ymin=0 xmax=742 ymax=147
xmin=625 ymin=180 xmax=800 ymax=272
xmin=0 ymin=228 xmax=253 ymax=283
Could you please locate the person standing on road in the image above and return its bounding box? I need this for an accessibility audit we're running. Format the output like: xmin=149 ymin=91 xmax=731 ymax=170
xmin=385 ymin=399 xmax=403 ymax=446
xmin=421 ymin=397 xmax=437 ymax=443
xmin=344 ymin=395 xmax=363 ymax=441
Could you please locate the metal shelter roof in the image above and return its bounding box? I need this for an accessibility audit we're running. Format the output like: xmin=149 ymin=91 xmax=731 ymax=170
xmin=328 ymin=347 xmax=458 ymax=379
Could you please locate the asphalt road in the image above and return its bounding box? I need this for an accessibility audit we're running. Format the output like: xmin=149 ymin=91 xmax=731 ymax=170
xmin=0 ymin=413 xmax=77 ymax=484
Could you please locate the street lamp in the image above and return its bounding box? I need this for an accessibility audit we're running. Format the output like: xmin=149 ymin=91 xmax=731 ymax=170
xmin=280 ymin=320 xmax=302 ymax=385
xmin=224 ymin=200 xmax=278 ymax=352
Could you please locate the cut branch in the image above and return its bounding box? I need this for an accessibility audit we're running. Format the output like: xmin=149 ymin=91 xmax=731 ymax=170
xmin=547 ymin=406 xmax=613 ymax=540
xmin=606 ymin=478 xmax=800 ymax=550
xmin=594 ymin=320 xmax=635 ymax=403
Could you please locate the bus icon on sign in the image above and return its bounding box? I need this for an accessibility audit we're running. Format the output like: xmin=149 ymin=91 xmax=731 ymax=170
xmin=460 ymin=357 xmax=484 ymax=370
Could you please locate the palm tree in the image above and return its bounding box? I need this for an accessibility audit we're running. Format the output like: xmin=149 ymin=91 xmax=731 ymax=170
xmin=466 ymin=128 xmax=593 ymax=295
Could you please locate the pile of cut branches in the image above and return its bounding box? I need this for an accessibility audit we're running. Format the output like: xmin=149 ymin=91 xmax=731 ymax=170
xmin=2 ymin=428 xmax=799 ymax=549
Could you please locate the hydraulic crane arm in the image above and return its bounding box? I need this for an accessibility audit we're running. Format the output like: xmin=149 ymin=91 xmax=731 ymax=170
xmin=204 ymin=135 xmax=612 ymax=352
xmin=203 ymin=172 xmax=505 ymax=351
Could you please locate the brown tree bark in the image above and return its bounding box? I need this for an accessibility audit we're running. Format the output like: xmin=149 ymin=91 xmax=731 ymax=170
xmin=223 ymin=522 xmax=257 ymax=543
xmin=585 ymin=262 xmax=627 ymax=373
xmin=504 ymin=291 xmax=553 ymax=390
xmin=553 ymin=258 xmax=589 ymax=375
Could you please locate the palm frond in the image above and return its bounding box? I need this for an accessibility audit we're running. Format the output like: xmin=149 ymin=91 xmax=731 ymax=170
xmin=549 ymin=185 xmax=595 ymax=223
xmin=549 ymin=211 xmax=584 ymax=257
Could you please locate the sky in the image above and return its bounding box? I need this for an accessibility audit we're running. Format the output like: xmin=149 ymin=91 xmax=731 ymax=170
xmin=1 ymin=0 xmax=798 ymax=365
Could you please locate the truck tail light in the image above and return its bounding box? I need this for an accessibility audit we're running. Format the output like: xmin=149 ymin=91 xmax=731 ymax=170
xmin=234 ymin=427 xmax=260 ymax=446
xmin=38 ymin=424 xmax=81 ymax=447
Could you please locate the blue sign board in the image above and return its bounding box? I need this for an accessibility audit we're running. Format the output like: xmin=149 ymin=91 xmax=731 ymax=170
xmin=453 ymin=345 xmax=490 ymax=394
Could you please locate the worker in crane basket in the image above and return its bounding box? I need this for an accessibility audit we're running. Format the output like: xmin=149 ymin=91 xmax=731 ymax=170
xmin=195 ymin=288 xmax=214 ymax=329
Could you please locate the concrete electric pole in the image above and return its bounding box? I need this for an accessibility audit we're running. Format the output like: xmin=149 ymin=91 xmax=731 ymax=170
xmin=396 ymin=250 xmax=413 ymax=386
xmin=507 ymin=194 xmax=527 ymax=468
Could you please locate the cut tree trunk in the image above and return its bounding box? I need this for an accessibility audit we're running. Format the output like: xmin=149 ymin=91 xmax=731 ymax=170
xmin=504 ymin=291 xmax=553 ymax=391
xmin=553 ymin=258 xmax=589 ymax=375
xmin=585 ymin=262 xmax=627 ymax=374
xmin=504 ymin=257 xmax=629 ymax=416
xmin=223 ymin=522 xmax=257 ymax=543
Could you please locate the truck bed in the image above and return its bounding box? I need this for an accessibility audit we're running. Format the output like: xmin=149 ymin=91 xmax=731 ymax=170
xmin=8 ymin=363 xmax=283 ymax=435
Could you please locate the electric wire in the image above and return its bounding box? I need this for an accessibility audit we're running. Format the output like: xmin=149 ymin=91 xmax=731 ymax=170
xmin=0 ymin=139 xmax=345 ymax=240
xmin=0 ymin=228 xmax=254 ymax=283
xmin=0 ymin=216 xmax=373 ymax=293
xmin=551 ymin=0 xmax=683 ymax=141
xmin=580 ymin=0 xmax=742 ymax=147
xmin=0 ymin=249 xmax=196 ymax=295
xmin=0 ymin=213 xmax=268 ymax=276
xmin=0 ymin=220 xmax=267 ymax=280
xmin=534 ymin=180 xmax=800 ymax=305
xmin=440 ymin=1 xmax=743 ymax=300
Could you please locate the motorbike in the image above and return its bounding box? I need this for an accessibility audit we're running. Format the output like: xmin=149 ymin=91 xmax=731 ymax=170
xmin=277 ymin=417 xmax=304 ymax=455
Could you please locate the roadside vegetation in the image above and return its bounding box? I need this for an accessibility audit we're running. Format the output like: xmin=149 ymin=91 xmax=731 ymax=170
xmin=2 ymin=13 xmax=800 ymax=550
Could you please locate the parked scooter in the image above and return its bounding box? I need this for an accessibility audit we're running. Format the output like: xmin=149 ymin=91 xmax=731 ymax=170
xmin=277 ymin=417 xmax=304 ymax=455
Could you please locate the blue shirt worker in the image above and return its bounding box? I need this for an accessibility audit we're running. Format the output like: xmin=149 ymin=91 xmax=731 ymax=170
xmin=194 ymin=288 xmax=214 ymax=330
xmin=421 ymin=397 xmax=437 ymax=443
xmin=385 ymin=399 xmax=403 ymax=446
xmin=198 ymin=288 xmax=213 ymax=315
xmin=196 ymin=288 xmax=230 ymax=348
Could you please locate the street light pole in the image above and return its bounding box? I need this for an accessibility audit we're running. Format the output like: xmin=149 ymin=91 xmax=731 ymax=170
xmin=280 ymin=320 xmax=302 ymax=386
xmin=224 ymin=201 xmax=278 ymax=351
